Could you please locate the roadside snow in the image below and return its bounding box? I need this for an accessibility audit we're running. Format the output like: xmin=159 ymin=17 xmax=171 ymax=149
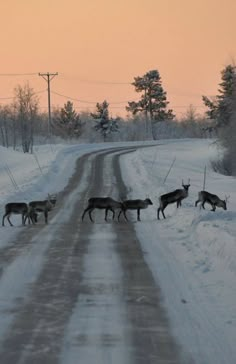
xmin=120 ymin=139 xmax=236 ymax=364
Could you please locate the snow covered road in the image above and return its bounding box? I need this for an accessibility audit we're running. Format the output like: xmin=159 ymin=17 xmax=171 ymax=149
xmin=0 ymin=139 xmax=235 ymax=363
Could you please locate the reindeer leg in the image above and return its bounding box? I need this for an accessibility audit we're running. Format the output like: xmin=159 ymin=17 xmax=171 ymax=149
xmin=2 ymin=214 xmax=7 ymax=226
xmin=105 ymin=207 xmax=114 ymax=221
xmin=22 ymin=214 xmax=25 ymax=226
xmin=161 ymin=203 xmax=168 ymax=219
xmin=7 ymin=214 xmax=13 ymax=226
xmin=117 ymin=209 xmax=122 ymax=221
xmin=44 ymin=210 xmax=48 ymax=224
xmin=195 ymin=200 xmax=200 ymax=207
xmin=105 ymin=208 xmax=110 ymax=222
xmin=31 ymin=211 xmax=36 ymax=224
xmin=26 ymin=214 xmax=30 ymax=225
xmin=118 ymin=208 xmax=128 ymax=221
xmin=137 ymin=209 xmax=141 ymax=221
xmin=123 ymin=210 xmax=129 ymax=222
xmin=160 ymin=206 xmax=167 ymax=219
xmin=29 ymin=213 xmax=35 ymax=225
xmin=88 ymin=208 xmax=94 ymax=222
xmin=158 ymin=207 xmax=165 ymax=220
xmin=81 ymin=207 xmax=90 ymax=221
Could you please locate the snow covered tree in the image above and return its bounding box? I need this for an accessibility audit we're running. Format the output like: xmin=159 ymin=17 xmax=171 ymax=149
xmin=127 ymin=70 xmax=174 ymax=139
xmin=91 ymin=100 xmax=119 ymax=141
xmin=203 ymin=64 xmax=236 ymax=175
xmin=56 ymin=101 xmax=82 ymax=138
xmin=13 ymin=83 xmax=39 ymax=153
xmin=202 ymin=64 xmax=236 ymax=128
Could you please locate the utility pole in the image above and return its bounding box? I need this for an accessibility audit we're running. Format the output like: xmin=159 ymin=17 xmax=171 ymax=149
xmin=39 ymin=72 xmax=58 ymax=138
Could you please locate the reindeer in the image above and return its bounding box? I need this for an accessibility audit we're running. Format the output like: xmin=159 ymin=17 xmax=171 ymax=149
xmin=26 ymin=194 xmax=57 ymax=224
xmin=157 ymin=180 xmax=190 ymax=220
xmin=81 ymin=197 xmax=122 ymax=222
xmin=118 ymin=198 xmax=153 ymax=222
xmin=2 ymin=202 xmax=34 ymax=226
xmin=195 ymin=191 xmax=228 ymax=211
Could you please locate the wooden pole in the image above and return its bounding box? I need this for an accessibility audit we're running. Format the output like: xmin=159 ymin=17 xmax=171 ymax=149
xmin=203 ymin=165 xmax=207 ymax=191
xmin=163 ymin=157 xmax=176 ymax=184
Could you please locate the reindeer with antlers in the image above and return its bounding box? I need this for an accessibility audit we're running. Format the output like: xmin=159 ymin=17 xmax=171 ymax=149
xmin=25 ymin=194 xmax=57 ymax=224
xmin=157 ymin=179 xmax=190 ymax=220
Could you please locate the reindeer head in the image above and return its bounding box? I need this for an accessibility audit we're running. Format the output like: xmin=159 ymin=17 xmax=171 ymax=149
xmin=47 ymin=193 xmax=57 ymax=207
xmin=145 ymin=195 xmax=153 ymax=205
xmin=145 ymin=198 xmax=153 ymax=205
xmin=182 ymin=179 xmax=190 ymax=191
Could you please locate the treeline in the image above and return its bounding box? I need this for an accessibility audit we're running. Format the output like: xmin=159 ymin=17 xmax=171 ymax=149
xmin=1 ymin=65 xmax=235 ymax=176
xmin=0 ymin=98 xmax=210 ymax=148
xmin=0 ymin=69 xmax=212 ymax=151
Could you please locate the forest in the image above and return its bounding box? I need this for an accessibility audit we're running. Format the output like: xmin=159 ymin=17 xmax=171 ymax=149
xmin=0 ymin=65 xmax=235 ymax=176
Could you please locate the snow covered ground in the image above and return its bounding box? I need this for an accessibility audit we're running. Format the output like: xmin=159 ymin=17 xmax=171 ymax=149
xmin=0 ymin=139 xmax=235 ymax=363
xmin=120 ymin=139 xmax=236 ymax=363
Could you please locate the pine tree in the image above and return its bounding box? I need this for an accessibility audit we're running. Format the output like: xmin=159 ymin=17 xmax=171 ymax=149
xmin=58 ymin=101 xmax=82 ymax=138
xmin=202 ymin=64 xmax=236 ymax=127
xmin=127 ymin=70 xmax=174 ymax=139
xmin=91 ymin=100 xmax=119 ymax=141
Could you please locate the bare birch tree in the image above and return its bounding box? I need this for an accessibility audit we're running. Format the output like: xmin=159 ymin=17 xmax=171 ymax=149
xmin=13 ymin=83 xmax=39 ymax=153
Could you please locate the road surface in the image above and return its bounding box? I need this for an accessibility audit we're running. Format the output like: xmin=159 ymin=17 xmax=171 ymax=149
xmin=0 ymin=146 xmax=189 ymax=363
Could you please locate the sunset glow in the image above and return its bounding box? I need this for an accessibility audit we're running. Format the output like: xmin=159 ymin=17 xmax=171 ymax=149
xmin=1 ymin=0 xmax=236 ymax=117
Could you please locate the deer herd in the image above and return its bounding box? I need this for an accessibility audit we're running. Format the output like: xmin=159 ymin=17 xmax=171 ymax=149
xmin=1 ymin=180 xmax=229 ymax=227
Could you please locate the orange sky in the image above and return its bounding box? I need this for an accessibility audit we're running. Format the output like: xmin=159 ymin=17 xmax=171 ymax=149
xmin=0 ymin=0 xmax=236 ymax=118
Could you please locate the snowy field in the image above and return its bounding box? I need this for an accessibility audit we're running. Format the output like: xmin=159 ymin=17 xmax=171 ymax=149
xmin=0 ymin=139 xmax=235 ymax=363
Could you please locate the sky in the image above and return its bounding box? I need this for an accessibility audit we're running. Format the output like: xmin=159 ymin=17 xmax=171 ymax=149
xmin=0 ymin=139 xmax=235 ymax=363
xmin=0 ymin=0 xmax=236 ymax=118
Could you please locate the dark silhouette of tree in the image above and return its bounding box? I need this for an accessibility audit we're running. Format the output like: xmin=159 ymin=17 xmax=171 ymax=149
xmin=127 ymin=70 xmax=174 ymax=139
xmin=203 ymin=64 xmax=236 ymax=128
xmin=56 ymin=101 xmax=83 ymax=138
xmin=91 ymin=100 xmax=119 ymax=141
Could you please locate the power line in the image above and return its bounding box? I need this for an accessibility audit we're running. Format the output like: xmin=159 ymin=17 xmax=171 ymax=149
xmin=74 ymin=79 xmax=131 ymax=85
xmin=59 ymin=74 xmax=131 ymax=85
xmin=51 ymin=90 xmax=140 ymax=105
xmin=0 ymin=72 xmax=38 ymax=76
xmin=0 ymin=96 xmax=15 ymax=100
xmin=51 ymin=90 xmax=95 ymax=104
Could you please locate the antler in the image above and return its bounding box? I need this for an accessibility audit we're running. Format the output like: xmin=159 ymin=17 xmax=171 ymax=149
xmin=225 ymin=195 xmax=230 ymax=203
